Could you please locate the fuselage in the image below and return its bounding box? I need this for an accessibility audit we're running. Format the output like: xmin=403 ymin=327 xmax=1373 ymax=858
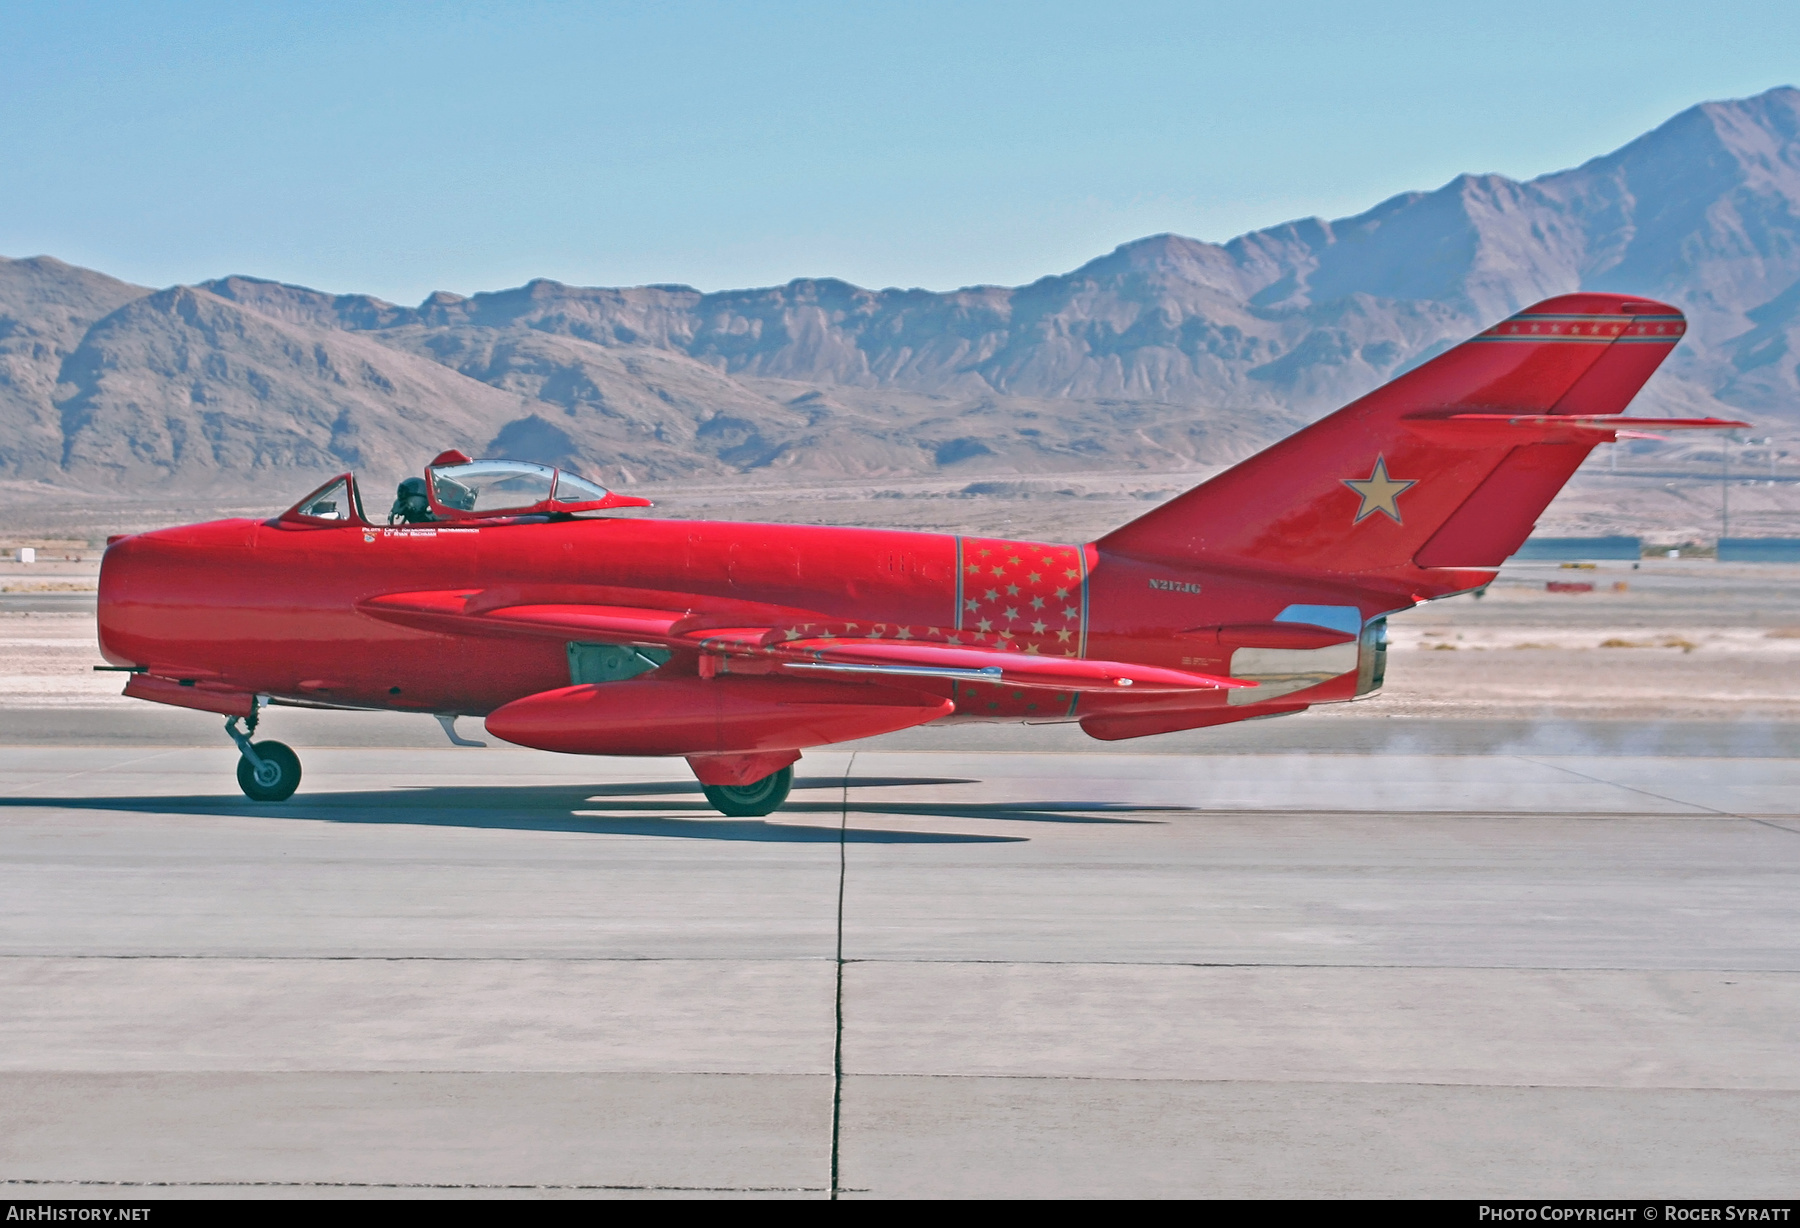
xmin=97 ymin=509 xmax=1390 ymax=727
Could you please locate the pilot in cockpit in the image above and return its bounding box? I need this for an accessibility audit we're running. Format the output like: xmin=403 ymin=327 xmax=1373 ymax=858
xmin=388 ymin=477 xmax=434 ymax=524
xmin=390 ymin=471 xmax=480 ymax=524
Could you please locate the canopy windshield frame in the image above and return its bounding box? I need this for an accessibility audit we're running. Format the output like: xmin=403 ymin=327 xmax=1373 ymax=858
xmin=278 ymin=473 xmax=372 ymax=527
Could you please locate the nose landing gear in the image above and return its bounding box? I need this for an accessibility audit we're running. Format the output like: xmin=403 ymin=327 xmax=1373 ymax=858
xmin=225 ymin=709 xmax=302 ymax=802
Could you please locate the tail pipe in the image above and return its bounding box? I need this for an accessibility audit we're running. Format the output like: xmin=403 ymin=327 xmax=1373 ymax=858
xmin=1356 ymin=618 xmax=1388 ymax=697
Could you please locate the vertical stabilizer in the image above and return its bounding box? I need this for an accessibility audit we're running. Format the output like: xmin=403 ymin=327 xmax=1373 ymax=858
xmin=1096 ymin=294 xmax=1686 ymax=579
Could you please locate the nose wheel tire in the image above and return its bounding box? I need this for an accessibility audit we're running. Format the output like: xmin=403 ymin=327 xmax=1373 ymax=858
xmin=701 ymin=765 xmax=793 ymax=817
xmin=237 ymin=740 xmax=302 ymax=802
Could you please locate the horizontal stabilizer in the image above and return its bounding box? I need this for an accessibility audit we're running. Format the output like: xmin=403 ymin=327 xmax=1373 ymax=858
xmin=1403 ymin=414 xmax=1749 ymax=445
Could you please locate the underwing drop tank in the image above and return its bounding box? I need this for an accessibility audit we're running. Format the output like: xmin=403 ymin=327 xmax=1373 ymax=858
xmin=484 ymin=675 xmax=953 ymax=757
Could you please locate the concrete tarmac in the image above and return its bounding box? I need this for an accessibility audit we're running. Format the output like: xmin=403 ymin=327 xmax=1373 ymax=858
xmin=2 ymin=723 xmax=1798 ymax=1198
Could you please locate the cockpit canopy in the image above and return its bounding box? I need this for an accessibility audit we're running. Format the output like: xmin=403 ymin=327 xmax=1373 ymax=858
xmin=279 ymin=450 xmax=651 ymax=527
xmin=427 ymin=459 xmax=624 ymax=517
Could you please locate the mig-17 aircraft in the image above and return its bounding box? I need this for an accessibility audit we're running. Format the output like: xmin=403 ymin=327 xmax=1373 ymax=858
xmin=95 ymin=293 xmax=1743 ymax=815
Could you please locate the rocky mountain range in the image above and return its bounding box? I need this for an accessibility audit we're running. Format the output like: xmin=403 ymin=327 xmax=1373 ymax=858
xmin=4 ymin=86 xmax=1799 ymax=504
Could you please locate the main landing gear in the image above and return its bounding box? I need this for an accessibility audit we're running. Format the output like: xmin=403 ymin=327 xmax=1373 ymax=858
xmin=225 ymin=710 xmax=301 ymax=802
xmin=701 ymin=766 xmax=794 ymax=817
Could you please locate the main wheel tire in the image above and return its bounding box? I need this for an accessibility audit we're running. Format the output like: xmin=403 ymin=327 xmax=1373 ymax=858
xmin=236 ymin=740 xmax=302 ymax=802
xmin=701 ymin=765 xmax=793 ymax=817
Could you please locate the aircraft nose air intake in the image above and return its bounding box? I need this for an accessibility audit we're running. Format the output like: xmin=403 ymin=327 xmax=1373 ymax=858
xmin=96 ymin=520 xmax=259 ymax=680
xmin=95 ymin=534 xmax=142 ymax=668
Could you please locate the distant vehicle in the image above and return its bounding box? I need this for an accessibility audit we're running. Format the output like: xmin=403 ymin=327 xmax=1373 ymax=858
xmin=95 ymin=294 xmax=1742 ymax=815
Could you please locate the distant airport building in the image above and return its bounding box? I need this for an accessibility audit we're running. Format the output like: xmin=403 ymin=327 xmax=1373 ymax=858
xmin=1718 ymin=538 xmax=1800 ymax=562
xmin=1510 ymin=536 xmax=1641 ymax=561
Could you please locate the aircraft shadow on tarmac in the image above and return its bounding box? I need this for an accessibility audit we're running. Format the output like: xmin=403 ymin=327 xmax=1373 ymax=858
xmin=0 ymin=776 xmax=1182 ymax=844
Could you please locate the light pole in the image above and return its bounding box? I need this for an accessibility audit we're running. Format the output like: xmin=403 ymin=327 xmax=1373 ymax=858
xmin=1719 ymin=431 xmax=1738 ymax=553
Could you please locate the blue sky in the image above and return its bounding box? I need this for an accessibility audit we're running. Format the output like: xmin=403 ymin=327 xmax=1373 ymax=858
xmin=2 ymin=1 xmax=1795 ymax=302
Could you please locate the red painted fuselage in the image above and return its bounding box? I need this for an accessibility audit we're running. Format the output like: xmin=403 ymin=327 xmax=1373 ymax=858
xmin=98 ymin=514 xmax=1366 ymax=729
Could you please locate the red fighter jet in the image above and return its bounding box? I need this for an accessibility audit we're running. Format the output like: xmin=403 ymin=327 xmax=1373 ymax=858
xmin=96 ymin=292 xmax=1743 ymax=815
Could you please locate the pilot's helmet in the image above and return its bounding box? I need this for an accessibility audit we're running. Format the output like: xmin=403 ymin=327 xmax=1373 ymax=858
xmin=390 ymin=476 xmax=433 ymax=523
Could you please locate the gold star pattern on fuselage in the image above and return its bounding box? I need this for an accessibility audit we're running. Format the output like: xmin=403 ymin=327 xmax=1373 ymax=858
xmin=1342 ymin=455 xmax=1416 ymax=524
xmin=955 ymin=535 xmax=1086 ymax=659
xmin=759 ymin=536 xmax=1087 ymax=723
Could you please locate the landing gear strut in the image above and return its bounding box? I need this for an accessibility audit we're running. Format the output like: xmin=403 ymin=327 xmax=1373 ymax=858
xmin=701 ymin=766 xmax=793 ymax=817
xmin=226 ymin=708 xmax=302 ymax=802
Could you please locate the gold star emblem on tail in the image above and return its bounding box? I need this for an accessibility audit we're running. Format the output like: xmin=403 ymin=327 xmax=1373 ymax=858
xmin=1342 ymin=455 xmax=1416 ymax=524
